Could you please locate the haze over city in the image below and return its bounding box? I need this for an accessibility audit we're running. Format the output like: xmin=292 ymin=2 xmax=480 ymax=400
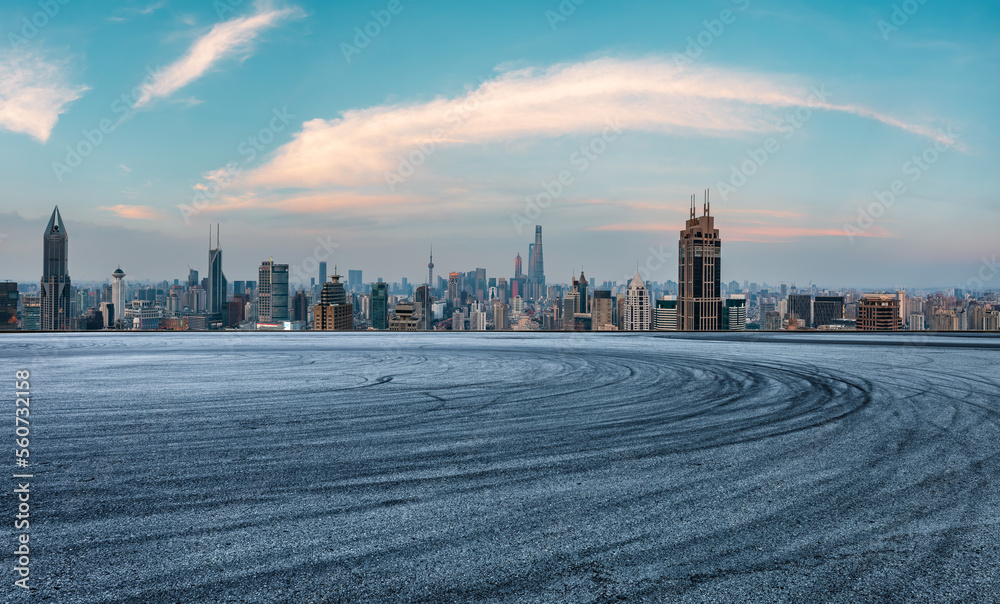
xmin=1 ymin=0 xmax=997 ymax=287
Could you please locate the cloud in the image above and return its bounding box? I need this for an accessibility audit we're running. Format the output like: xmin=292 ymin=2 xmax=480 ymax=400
xmin=133 ymin=1 xmax=303 ymax=109
xmin=100 ymin=205 xmax=168 ymax=220
xmin=0 ymin=51 xmax=88 ymax=142
xmin=589 ymin=222 xmax=896 ymax=242
xmin=242 ymin=56 xmax=954 ymax=192
xmin=109 ymin=1 xmax=166 ymax=22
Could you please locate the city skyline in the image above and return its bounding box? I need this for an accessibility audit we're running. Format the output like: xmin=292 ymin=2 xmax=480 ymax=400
xmin=1 ymin=1 xmax=997 ymax=287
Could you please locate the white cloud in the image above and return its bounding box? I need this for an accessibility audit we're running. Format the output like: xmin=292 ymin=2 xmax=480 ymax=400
xmin=0 ymin=51 xmax=88 ymax=142
xmin=242 ymin=57 xmax=954 ymax=192
xmin=133 ymin=1 xmax=303 ymax=109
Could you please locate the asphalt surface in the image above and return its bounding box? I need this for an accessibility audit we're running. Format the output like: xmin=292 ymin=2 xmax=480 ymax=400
xmin=2 ymin=332 xmax=999 ymax=602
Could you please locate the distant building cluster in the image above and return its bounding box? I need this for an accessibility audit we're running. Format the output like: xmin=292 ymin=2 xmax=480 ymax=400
xmin=2 ymin=205 xmax=998 ymax=333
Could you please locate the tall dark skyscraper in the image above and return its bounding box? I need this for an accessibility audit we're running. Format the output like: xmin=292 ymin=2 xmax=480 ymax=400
xmin=814 ymin=296 xmax=845 ymax=328
xmin=207 ymin=224 xmax=227 ymax=317
xmin=514 ymin=252 xmax=522 ymax=279
xmin=319 ymin=261 xmax=327 ymax=288
xmin=678 ymin=191 xmax=722 ymax=331
xmin=788 ymin=293 xmax=812 ymax=327
xmin=0 ymin=281 xmax=18 ymax=330
xmin=528 ymin=225 xmax=545 ymax=300
xmin=371 ymin=281 xmax=389 ymax=330
xmin=41 ymin=206 xmax=72 ymax=330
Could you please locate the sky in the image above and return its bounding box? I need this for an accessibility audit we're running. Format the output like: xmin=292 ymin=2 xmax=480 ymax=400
xmin=1 ymin=0 xmax=997 ymax=289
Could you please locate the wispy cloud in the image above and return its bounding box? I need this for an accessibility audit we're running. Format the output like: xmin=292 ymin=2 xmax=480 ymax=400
xmin=109 ymin=1 xmax=166 ymax=22
xmin=133 ymin=1 xmax=303 ymax=109
xmin=589 ymin=222 xmax=896 ymax=242
xmin=0 ymin=51 xmax=88 ymax=142
xmin=100 ymin=204 xmax=167 ymax=220
xmin=242 ymin=57 xmax=953 ymax=192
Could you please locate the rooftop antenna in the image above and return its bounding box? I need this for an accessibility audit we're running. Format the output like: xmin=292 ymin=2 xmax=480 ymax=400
xmin=704 ymin=188 xmax=709 ymax=216
xmin=216 ymin=223 xmax=220 ymax=248
xmin=690 ymin=194 xmax=696 ymax=219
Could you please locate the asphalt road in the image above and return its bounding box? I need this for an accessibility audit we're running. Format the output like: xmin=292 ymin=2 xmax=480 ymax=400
xmin=2 ymin=332 xmax=999 ymax=602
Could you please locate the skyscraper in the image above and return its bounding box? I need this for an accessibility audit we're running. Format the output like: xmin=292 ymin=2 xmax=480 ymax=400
xmin=371 ymin=281 xmax=389 ymax=330
xmin=258 ymin=260 xmax=289 ymax=323
xmin=813 ymin=296 xmax=845 ymax=328
xmin=653 ymin=296 xmax=678 ymax=331
xmin=787 ymin=293 xmax=811 ymax=328
xmin=514 ymin=252 xmax=522 ymax=280
xmin=207 ymin=224 xmax=227 ymax=317
xmin=415 ymin=284 xmax=432 ymax=330
xmin=857 ymin=293 xmax=902 ymax=331
xmin=528 ymin=225 xmax=545 ymax=300
xmin=623 ymin=271 xmax=650 ymax=331
xmin=319 ymin=261 xmax=327 ymax=289
xmin=348 ymin=269 xmax=363 ymax=292
xmin=0 ymin=282 xmax=17 ymax=330
xmin=111 ymin=267 xmax=126 ymax=328
xmin=447 ymin=272 xmax=460 ymax=304
xmin=678 ymin=191 xmax=722 ymax=331
xmin=314 ymin=273 xmax=353 ymax=331
xmin=40 ymin=206 xmax=72 ymax=330
xmin=592 ymin=290 xmax=614 ymax=330
xmin=723 ymin=295 xmax=747 ymax=331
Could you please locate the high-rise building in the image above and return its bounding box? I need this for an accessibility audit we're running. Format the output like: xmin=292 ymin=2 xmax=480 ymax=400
xmin=493 ymin=299 xmax=508 ymax=330
xmin=447 ymin=272 xmax=460 ymax=304
xmin=111 ymin=267 xmax=127 ymax=328
xmin=258 ymin=260 xmax=289 ymax=322
xmin=371 ymin=282 xmax=389 ymax=329
xmin=813 ymin=296 xmax=845 ymax=328
xmin=788 ymin=293 xmax=812 ymax=328
xmin=187 ymin=268 xmax=199 ymax=288
xmin=575 ymin=270 xmax=589 ymax=314
xmin=348 ymin=269 xmax=363 ymax=292
xmin=292 ymin=290 xmax=310 ymax=322
xmin=653 ymin=296 xmax=678 ymax=331
xmin=415 ymin=285 xmax=433 ymax=330
xmin=623 ymin=271 xmax=650 ymax=331
xmin=514 ymin=252 xmax=523 ymax=280
xmin=527 ymin=225 xmax=545 ymax=300
xmin=314 ymin=273 xmax=353 ymax=331
xmin=40 ymin=206 xmax=72 ymax=330
xmin=0 ymin=282 xmax=17 ymax=330
xmin=857 ymin=293 xmax=902 ymax=331
xmin=207 ymin=224 xmax=227 ymax=317
xmin=319 ymin=262 xmax=328 ymax=289
xmin=562 ymin=293 xmax=578 ymax=330
xmin=723 ymin=295 xmax=747 ymax=331
xmin=678 ymin=192 xmax=722 ymax=331
xmin=475 ymin=268 xmax=486 ymax=302
xmin=592 ymin=290 xmax=614 ymax=330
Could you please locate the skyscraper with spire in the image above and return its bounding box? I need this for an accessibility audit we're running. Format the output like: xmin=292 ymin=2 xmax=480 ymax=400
xmin=40 ymin=206 xmax=72 ymax=330
xmin=207 ymin=224 xmax=227 ymax=317
xmin=678 ymin=190 xmax=722 ymax=330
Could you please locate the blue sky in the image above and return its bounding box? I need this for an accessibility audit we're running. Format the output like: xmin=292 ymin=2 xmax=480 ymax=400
xmin=1 ymin=0 xmax=997 ymax=288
